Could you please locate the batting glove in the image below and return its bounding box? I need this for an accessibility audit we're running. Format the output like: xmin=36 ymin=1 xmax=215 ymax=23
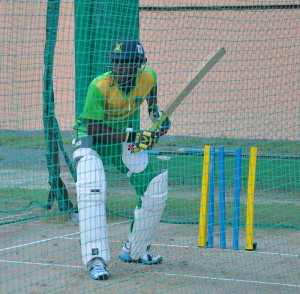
xmin=148 ymin=103 xmax=171 ymax=137
xmin=156 ymin=116 xmax=171 ymax=137
xmin=125 ymin=130 xmax=158 ymax=150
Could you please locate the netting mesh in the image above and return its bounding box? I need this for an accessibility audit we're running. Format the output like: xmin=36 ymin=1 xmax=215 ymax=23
xmin=0 ymin=1 xmax=299 ymax=293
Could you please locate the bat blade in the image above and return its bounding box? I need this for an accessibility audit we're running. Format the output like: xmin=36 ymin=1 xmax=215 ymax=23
xmin=136 ymin=47 xmax=226 ymax=152
xmin=164 ymin=47 xmax=226 ymax=116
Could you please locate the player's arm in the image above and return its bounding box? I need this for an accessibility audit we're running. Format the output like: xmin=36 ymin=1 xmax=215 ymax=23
xmin=87 ymin=120 xmax=157 ymax=150
xmin=87 ymin=120 xmax=126 ymax=144
xmin=146 ymin=84 xmax=171 ymax=136
xmin=81 ymin=84 xmax=126 ymax=144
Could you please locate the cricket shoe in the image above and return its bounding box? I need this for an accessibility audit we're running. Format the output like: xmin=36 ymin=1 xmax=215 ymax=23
xmin=88 ymin=258 xmax=109 ymax=280
xmin=119 ymin=243 xmax=162 ymax=264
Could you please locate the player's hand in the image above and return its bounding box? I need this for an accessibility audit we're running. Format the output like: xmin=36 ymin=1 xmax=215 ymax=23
xmin=125 ymin=130 xmax=158 ymax=150
xmin=148 ymin=103 xmax=162 ymax=121
xmin=148 ymin=103 xmax=171 ymax=137
xmin=156 ymin=115 xmax=171 ymax=137
xmin=134 ymin=130 xmax=157 ymax=150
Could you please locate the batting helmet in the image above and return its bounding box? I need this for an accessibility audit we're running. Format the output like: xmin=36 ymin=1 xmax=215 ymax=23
xmin=109 ymin=38 xmax=147 ymax=66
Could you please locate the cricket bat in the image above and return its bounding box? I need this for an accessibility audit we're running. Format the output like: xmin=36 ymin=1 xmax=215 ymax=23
xmin=136 ymin=47 xmax=226 ymax=152
xmin=150 ymin=46 xmax=226 ymax=132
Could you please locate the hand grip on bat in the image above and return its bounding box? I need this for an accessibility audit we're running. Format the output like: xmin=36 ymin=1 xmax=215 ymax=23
xmin=135 ymin=113 xmax=168 ymax=153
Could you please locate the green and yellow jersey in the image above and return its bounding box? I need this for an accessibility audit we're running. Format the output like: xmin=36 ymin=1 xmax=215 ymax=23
xmin=74 ymin=67 xmax=157 ymax=138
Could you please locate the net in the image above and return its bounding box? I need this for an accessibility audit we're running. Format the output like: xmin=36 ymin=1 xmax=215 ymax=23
xmin=0 ymin=1 xmax=299 ymax=293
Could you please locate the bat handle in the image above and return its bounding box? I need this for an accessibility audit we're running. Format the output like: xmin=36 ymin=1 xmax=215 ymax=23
xmin=149 ymin=112 xmax=168 ymax=132
xmin=135 ymin=113 xmax=168 ymax=153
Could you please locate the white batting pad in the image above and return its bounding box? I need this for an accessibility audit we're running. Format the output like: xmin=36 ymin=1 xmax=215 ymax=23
xmin=75 ymin=149 xmax=110 ymax=265
xmin=129 ymin=170 xmax=168 ymax=260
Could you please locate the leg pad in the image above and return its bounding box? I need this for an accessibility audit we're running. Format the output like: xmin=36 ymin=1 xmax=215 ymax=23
xmin=75 ymin=149 xmax=110 ymax=265
xmin=129 ymin=170 xmax=168 ymax=260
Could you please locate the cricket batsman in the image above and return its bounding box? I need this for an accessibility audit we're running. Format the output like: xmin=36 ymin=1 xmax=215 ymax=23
xmin=73 ymin=38 xmax=171 ymax=280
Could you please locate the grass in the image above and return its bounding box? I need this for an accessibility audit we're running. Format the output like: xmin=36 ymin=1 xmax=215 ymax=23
xmin=0 ymin=187 xmax=77 ymax=225
xmin=1 ymin=186 xmax=299 ymax=229
xmin=0 ymin=130 xmax=73 ymax=150
xmin=0 ymin=132 xmax=299 ymax=228
xmin=0 ymin=132 xmax=46 ymax=149
xmin=158 ymin=136 xmax=300 ymax=155
xmin=0 ymin=130 xmax=299 ymax=154
xmin=150 ymin=154 xmax=300 ymax=192
xmin=105 ymin=197 xmax=300 ymax=229
xmin=107 ymin=198 xmax=300 ymax=229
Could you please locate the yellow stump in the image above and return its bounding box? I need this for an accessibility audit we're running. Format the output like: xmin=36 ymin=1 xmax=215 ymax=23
xmin=245 ymin=146 xmax=258 ymax=250
xmin=198 ymin=145 xmax=210 ymax=247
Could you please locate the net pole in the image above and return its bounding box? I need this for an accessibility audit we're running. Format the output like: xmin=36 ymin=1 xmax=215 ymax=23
xmin=43 ymin=0 xmax=74 ymax=212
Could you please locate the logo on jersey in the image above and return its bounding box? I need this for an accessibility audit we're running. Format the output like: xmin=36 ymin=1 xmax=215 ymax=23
xmin=113 ymin=42 xmax=123 ymax=53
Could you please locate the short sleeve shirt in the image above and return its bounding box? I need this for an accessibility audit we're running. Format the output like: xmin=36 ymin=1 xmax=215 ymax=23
xmin=74 ymin=67 xmax=157 ymax=137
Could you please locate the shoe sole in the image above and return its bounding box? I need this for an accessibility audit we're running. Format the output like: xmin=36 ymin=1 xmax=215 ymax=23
xmin=96 ymin=274 xmax=109 ymax=280
xmin=91 ymin=273 xmax=109 ymax=280
xmin=139 ymin=257 xmax=162 ymax=265
xmin=90 ymin=268 xmax=109 ymax=280
xmin=119 ymin=254 xmax=162 ymax=265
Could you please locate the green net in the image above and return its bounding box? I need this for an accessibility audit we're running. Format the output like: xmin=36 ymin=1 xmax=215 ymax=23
xmin=0 ymin=1 xmax=299 ymax=293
